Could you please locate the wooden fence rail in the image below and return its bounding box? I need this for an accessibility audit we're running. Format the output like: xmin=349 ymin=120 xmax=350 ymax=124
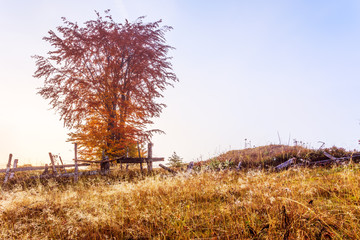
xmin=0 ymin=163 xmax=90 ymax=173
xmin=76 ymin=157 xmax=164 ymax=164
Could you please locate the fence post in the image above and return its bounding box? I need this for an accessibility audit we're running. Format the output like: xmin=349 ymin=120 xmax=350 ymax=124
xmin=9 ymin=159 xmax=18 ymax=179
xmin=147 ymin=143 xmax=153 ymax=173
xmin=101 ymin=151 xmax=110 ymax=174
xmin=126 ymin=147 xmax=129 ymax=172
xmin=74 ymin=143 xmax=79 ymax=182
xmin=48 ymin=153 xmax=58 ymax=175
xmin=59 ymin=156 xmax=67 ymax=173
xmin=137 ymin=142 xmax=143 ymax=172
xmin=3 ymin=154 xmax=13 ymax=184
xmin=42 ymin=164 xmax=49 ymax=175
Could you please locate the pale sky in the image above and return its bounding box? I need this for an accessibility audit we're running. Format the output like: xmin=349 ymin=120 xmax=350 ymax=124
xmin=1 ymin=0 xmax=360 ymax=167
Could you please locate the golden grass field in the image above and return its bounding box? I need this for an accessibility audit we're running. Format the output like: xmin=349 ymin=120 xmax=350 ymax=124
xmin=1 ymin=146 xmax=360 ymax=239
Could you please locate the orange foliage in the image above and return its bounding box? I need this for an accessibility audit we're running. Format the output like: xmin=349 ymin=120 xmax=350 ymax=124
xmin=33 ymin=10 xmax=177 ymax=159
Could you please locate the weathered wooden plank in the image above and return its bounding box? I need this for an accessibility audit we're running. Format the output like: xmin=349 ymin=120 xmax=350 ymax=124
xmin=59 ymin=156 xmax=67 ymax=173
xmin=9 ymin=159 xmax=18 ymax=179
xmin=76 ymin=159 xmax=102 ymax=163
xmin=159 ymin=164 xmax=177 ymax=174
xmin=77 ymin=157 xmax=164 ymax=164
xmin=49 ymin=152 xmax=58 ymax=175
xmin=0 ymin=163 xmax=90 ymax=173
xmin=323 ymin=152 xmax=337 ymax=160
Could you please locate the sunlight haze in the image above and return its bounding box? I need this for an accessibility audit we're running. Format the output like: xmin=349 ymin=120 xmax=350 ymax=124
xmin=1 ymin=0 xmax=360 ymax=167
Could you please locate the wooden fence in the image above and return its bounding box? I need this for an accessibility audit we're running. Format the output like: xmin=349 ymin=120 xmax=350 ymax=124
xmin=1 ymin=142 xmax=164 ymax=184
xmin=1 ymin=152 xmax=90 ymax=184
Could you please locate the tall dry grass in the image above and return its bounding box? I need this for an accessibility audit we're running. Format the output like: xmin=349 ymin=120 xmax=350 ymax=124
xmin=1 ymin=165 xmax=360 ymax=239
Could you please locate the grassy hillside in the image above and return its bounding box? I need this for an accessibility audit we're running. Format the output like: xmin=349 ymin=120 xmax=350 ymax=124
xmin=197 ymin=144 xmax=356 ymax=170
xmin=1 ymin=163 xmax=360 ymax=239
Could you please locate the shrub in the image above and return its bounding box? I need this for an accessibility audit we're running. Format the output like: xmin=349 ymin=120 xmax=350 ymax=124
xmin=167 ymin=152 xmax=183 ymax=168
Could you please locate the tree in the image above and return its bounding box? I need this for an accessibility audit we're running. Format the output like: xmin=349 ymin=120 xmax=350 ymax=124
xmin=33 ymin=10 xmax=177 ymax=159
xmin=167 ymin=152 xmax=183 ymax=168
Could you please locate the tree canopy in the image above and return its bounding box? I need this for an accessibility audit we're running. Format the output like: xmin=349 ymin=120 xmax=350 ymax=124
xmin=33 ymin=11 xmax=177 ymax=159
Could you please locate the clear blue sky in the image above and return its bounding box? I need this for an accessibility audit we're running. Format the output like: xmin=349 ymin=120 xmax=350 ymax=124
xmin=1 ymin=0 xmax=360 ymax=167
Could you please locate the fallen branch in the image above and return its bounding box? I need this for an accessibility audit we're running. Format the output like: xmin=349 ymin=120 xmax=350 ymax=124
xmin=323 ymin=152 xmax=337 ymax=160
xmin=322 ymin=153 xmax=360 ymax=162
xmin=275 ymin=158 xmax=296 ymax=171
xmin=236 ymin=162 xmax=242 ymax=171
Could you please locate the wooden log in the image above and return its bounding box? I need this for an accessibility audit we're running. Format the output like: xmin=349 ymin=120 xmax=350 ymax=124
xmin=295 ymin=159 xmax=335 ymax=167
xmin=3 ymin=154 xmax=13 ymax=184
xmin=159 ymin=164 xmax=177 ymax=174
xmin=49 ymin=153 xmax=58 ymax=175
xmin=74 ymin=143 xmax=79 ymax=182
xmin=323 ymin=152 xmax=337 ymax=160
xmin=0 ymin=163 xmax=90 ymax=173
xmin=321 ymin=153 xmax=360 ymax=162
xmin=282 ymin=153 xmax=360 ymax=169
xmin=275 ymin=158 xmax=295 ymax=171
xmin=9 ymin=159 xmax=18 ymax=179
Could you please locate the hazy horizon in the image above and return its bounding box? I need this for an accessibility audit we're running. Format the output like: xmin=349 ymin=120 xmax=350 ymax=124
xmin=1 ymin=0 xmax=360 ymax=167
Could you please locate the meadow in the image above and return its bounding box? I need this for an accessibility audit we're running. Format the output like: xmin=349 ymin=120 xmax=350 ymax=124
xmin=1 ymin=146 xmax=360 ymax=239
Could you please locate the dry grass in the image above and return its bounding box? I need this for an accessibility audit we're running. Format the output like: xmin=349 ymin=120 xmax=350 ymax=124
xmin=198 ymin=145 xmax=356 ymax=170
xmin=1 ymin=164 xmax=360 ymax=239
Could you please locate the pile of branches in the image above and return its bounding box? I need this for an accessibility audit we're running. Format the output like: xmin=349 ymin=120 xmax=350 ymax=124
xmin=275 ymin=152 xmax=360 ymax=171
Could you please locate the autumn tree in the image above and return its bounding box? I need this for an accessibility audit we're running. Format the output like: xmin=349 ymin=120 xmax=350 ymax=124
xmin=33 ymin=10 xmax=177 ymax=159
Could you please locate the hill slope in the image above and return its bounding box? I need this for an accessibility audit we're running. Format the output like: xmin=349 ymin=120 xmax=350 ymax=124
xmin=198 ymin=144 xmax=354 ymax=169
xmin=1 ymin=166 xmax=360 ymax=239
